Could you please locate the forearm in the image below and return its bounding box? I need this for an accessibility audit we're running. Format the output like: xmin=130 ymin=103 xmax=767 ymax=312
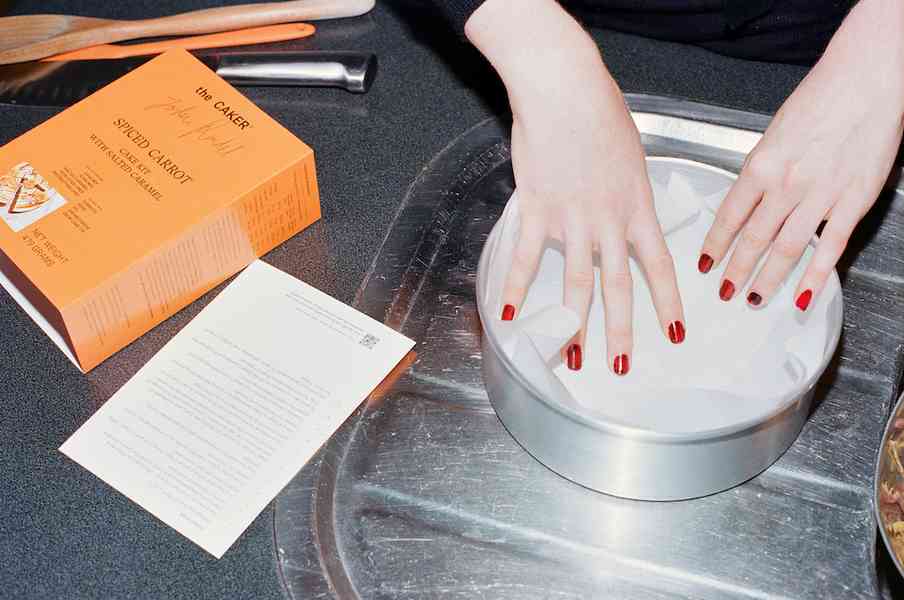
xmin=463 ymin=0 xmax=616 ymax=117
xmin=823 ymin=0 xmax=904 ymax=104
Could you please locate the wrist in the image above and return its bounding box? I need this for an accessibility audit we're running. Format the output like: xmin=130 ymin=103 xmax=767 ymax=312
xmin=465 ymin=0 xmax=614 ymax=115
xmin=826 ymin=0 xmax=904 ymax=107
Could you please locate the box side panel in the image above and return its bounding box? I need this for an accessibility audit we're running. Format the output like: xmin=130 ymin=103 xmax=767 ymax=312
xmin=61 ymin=152 xmax=320 ymax=371
xmin=233 ymin=151 xmax=320 ymax=257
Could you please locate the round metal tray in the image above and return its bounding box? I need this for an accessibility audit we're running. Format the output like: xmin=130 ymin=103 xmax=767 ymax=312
xmin=274 ymin=96 xmax=902 ymax=599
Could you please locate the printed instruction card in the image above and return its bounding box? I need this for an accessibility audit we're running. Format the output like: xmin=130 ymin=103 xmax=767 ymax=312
xmin=60 ymin=259 xmax=414 ymax=558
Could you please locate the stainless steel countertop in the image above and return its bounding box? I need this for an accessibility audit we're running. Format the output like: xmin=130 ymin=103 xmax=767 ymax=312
xmin=275 ymin=96 xmax=904 ymax=599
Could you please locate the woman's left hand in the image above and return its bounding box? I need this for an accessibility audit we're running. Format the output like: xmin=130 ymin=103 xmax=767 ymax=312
xmin=699 ymin=0 xmax=904 ymax=311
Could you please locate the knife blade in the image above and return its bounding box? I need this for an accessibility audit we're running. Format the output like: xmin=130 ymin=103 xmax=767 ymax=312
xmin=0 ymin=51 xmax=377 ymax=106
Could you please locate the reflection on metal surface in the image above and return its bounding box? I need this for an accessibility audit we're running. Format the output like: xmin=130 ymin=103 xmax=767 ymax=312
xmin=275 ymin=95 xmax=904 ymax=599
xmin=633 ymin=113 xmax=761 ymax=156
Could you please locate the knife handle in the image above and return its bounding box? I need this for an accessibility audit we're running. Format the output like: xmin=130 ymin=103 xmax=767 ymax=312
xmin=215 ymin=52 xmax=377 ymax=94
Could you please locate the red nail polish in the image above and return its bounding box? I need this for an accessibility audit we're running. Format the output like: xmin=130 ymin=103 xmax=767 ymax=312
xmin=719 ymin=279 xmax=735 ymax=301
xmin=613 ymin=353 xmax=629 ymax=376
xmin=698 ymin=253 xmax=714 ymax=274
xmin=668 ymin=321 xmax=685 ymax=344
xmin=501 ymin=304 xmax=516 ymax=321
xmin=747 ymin=292 xmax=762 ymax=306
xmin=795 ymin=289 xmax=813 ymax=311
xmin=567 ymin=344 xmax=582 ymax=371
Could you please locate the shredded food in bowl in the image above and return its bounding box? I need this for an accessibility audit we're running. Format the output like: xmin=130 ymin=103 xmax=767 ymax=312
xmin=880 ymin=418 xmax=904 ymax=561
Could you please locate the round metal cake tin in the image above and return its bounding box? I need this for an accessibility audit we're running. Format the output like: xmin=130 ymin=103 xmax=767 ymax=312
xmin=476 ymin=159 xmax=844 ymax=502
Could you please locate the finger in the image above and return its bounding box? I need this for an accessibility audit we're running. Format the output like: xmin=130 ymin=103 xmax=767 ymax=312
xmin=794 ymin=196 xmax=860 ymax=311
xmin=598 ymin=226 xmax=633 ymax=376
xmin=500 ymin=214 xmax=546 ymax=321
xmin=561 ymin=230 xmax=595 ymax=371
xmin=700 ymin=155 xmax=766 ymax=273
xmin=629 ymin=206 xmax=685 ymax=343
xmin=745 ymin=190 xmax=829 ymax=306
xmin=719 ymin=191 xmax=793 ymax=301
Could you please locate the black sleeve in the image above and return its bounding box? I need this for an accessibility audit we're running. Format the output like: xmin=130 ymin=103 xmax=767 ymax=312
xmin=432 ymin=0 xmax=488 ymax=34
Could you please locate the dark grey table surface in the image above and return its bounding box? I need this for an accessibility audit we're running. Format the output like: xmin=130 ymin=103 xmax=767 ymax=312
xmin=0 ymin=2 xmax=812 ymax=599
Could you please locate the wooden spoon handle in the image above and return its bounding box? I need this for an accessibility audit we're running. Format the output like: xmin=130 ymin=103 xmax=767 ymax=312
xmin=125 ymin=0 xmax=374 ymax=37
xmin=0 ymin=0 xmax=374 ymax=65
xmin=41 ymin=23 xmax=317 ymax=62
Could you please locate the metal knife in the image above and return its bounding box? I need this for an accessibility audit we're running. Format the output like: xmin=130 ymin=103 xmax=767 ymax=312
xmin=0 ymin=51 xmax=377 ymax=106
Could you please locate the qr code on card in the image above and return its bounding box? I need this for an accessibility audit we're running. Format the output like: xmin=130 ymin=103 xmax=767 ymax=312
xmin=360 ymin=334 xmax=380 ymax=349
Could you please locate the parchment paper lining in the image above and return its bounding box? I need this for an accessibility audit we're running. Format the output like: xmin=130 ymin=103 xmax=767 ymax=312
xmin=481 ymin=158 xmax=840 ymax=434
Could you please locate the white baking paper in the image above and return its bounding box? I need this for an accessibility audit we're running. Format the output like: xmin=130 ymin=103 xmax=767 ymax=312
xmin=482 ymin=158 xmax=841 ymax=434
xmin=60 ymin=259 xmax=415 ymax=558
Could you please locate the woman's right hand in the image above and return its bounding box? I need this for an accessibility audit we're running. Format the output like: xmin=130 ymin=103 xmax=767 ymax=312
xmin=466 ymin=0 xmax=686 ymax=375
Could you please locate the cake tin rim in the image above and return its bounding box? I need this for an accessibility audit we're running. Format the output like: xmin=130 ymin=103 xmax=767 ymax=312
xmin=477 ymin=156 xmax=844 ymax=444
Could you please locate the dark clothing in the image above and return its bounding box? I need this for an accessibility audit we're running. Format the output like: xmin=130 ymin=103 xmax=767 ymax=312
xmin=435 ymin=0 xmax=856 ymax=64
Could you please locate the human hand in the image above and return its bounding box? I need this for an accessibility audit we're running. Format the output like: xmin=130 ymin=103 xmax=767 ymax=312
xmin=699 ymin=0 xmax=904 ymax=311
xmin=467 ymin=0 xmax=686 ymax=375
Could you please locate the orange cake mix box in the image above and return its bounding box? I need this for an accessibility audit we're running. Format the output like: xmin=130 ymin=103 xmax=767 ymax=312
xmin=0 ymin=50 xmax=320 ymax=371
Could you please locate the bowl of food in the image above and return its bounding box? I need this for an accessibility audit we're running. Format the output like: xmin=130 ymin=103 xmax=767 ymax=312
xmin=876 ymin=391 xmax=904 ymax=574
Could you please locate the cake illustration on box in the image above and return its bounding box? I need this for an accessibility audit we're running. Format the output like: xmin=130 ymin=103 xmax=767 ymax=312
xmin=0 ymin=162 xmax=66 ymax=232
xmin=0 ymin=162 xmax=52 ymax=213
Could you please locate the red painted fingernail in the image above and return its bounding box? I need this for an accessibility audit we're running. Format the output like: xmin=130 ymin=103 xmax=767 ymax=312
xmin=566 ymin=344 xmax=582 ymax=371
xmin=501 ymin=304 xmax=516 ymax=321
xmin=795 ymin=289 xmax=813 ymax=311
xmin=613 ymin=353 xmax=630 ymax=376
xmin=698 ymin=253 xmax=714 ymax=274
xmin=668 ymin=321 xmax=685 ymax=344
xmin=747 ymin=292 xmax=762 ymax=306
xmin=719 ymin=279 xmax=735 ymax=301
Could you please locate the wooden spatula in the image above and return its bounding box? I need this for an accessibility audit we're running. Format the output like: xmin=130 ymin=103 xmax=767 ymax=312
xmin=41 ymin=23 xmax=316 ymax=62
xmin=0 ymin=0 xmax=373 ymax=65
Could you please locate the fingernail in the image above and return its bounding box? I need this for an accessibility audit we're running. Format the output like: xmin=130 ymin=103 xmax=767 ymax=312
xmin=747 ymin=292 xmax=762 ymax=307
xmin=501 ymin=304 xmax=516 ymax=321
xmin=567 ymin=344 xmax=582 ymax=371
xmin=719 ymin=279 xmax=735 ymax=301
xmin=795 ymin=289 xmax=813 ymax=311
xmin=698 ymin=253 xmax=714 ymax=274
xmin=668 ymin=321 xmax=685 ymax=344
xmin=613 ymin=353 xmax=630 ymax=376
